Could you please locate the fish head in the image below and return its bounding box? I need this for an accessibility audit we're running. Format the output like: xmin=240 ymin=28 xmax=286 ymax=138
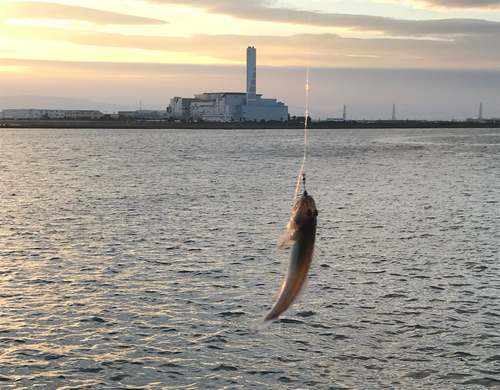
xmin=292 ymin=190 xmax=318 ymax=226
xmin=277 ymin=190 xmax=318 ymax=249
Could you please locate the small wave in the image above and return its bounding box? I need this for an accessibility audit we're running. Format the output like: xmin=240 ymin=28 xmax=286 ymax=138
xmin=280 ymin=318 xmax=304 ymax=325
xmin=89 ymin=316 xmax=107 ymax=323
xmin=159 ymin=362 xmax=181 ymax=368
xmin=109 ymin=374 xmax=129 ymax=381
xmin=297 ymin=310 xmax=316 ymax=317
xmin=78 ymin=367 xmax=103 ymax=373
xmin=211 ymin=364 xmax=238 ymax=371
xmin=403 ymin=371 xmax=434 ymax=379
xmin=461 ymin=377 xmax=500 ymax=387
xmin=219 ymin=311 xmax=245 ymax=317
xmin=382 ymin=293 xmax=407 ymax=298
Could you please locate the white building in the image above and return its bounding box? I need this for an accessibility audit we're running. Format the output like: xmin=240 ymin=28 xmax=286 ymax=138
xmin=1 ymin=109 xmax=64 ymax=119
xmin=1 ymin=109 xmax=103 ymax=120
xmin=168 ymin=47 xmax=288 ymax=122
xmin=63 ymin=110 xmax=103 ymax=119
xmin=168 ymin=97 xmax=196 ymax=118
xmin=191 ymin=92 xmax=246 ymax=122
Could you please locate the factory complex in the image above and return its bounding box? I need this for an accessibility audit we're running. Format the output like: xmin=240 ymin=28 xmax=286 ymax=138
xmin=168 ymin=47 xmax=288 ymax=122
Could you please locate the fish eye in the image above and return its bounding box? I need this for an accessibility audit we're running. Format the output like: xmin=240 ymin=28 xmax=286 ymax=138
xmin=314 ymin=210 xmax=318 ymax=216
xmin=307 ymin=209 xmax=312 ymax=216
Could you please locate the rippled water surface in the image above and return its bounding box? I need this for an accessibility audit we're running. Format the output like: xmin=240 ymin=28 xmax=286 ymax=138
xmin=1 ymin=127 xmax=499 ymax=389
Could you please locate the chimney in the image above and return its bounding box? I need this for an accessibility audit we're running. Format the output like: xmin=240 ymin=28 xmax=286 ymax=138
xmin=246 ymin=46 xmax=257 ymax=105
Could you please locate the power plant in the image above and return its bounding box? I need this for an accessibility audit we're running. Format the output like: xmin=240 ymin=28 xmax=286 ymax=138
xmin=168 ymin=47 xmax=288 ymax=122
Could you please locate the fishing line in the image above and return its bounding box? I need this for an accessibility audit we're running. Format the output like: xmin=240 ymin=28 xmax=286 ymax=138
xmin=293 ymin=1 xmax=312 ymax=202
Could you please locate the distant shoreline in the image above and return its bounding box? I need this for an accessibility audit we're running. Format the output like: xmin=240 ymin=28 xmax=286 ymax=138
xmin=1 ymin=119 xmax=499 ymax=129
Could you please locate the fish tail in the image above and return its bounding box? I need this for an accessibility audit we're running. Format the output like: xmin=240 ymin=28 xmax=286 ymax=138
xmin=249 ymin=315 xmax=278 ymax=333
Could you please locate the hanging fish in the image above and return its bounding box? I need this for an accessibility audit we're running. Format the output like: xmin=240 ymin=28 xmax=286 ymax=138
xmin=251 ymin=189 xmax=318 ymax=333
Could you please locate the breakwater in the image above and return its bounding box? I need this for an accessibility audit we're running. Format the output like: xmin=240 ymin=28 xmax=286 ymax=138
xmin=1 ymin=118 xmax=498 ymax=129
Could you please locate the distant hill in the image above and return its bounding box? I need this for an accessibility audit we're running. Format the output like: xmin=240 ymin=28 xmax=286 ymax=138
xmin=0 ymin=95 xmax=136 ymax=113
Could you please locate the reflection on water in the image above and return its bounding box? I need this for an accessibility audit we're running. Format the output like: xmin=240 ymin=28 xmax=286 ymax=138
xmin=1 ymin=128 xmax=499 ymax=389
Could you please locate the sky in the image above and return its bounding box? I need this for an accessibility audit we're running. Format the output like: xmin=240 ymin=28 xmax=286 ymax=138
xmin=0 ymin=0 xmax=499 ymax=119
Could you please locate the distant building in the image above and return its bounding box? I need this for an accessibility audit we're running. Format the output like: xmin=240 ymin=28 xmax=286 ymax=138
xmin=1 ymin=109 xmax=63 ymax=119
xmin=133 ymin=110 xmax=166 ymax=120
xmin=168 ymin=47 xmax=288 ymax=122
xmin=63 ymin=110 xmax=103 ymax=119
xmin=1 ymin=109 xmax=103 ymax=120
xmin=117 ymin=111 xmax=135 ymax=118
xmin=168 ymin=97 xmax=196 ymax=119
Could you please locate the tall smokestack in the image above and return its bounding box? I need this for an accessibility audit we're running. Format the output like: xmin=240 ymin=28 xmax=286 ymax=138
xmin=246 ymin=46 xmax=257 ymax=105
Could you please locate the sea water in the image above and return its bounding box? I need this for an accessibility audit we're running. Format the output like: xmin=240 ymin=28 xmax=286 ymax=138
xmin=1 ymin=127 xmax=499 ymax=389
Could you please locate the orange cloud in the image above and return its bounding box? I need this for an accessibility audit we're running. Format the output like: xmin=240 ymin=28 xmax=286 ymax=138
xmin=402 ymin=0 xmax=499 ymax=10
xmin=0 ymin=1 xmax=168 ymax=25
xmin=0 ymin=65 xmax=29 ymax=72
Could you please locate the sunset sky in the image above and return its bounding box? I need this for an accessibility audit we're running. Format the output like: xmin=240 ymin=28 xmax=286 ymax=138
xmin=0 ymin=0 xmax=499 ymax=119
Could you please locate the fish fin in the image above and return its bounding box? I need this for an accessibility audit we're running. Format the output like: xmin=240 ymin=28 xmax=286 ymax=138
xmin=273 ymin=279 xmax=286 ymax=300
xmin=312 ymin=244 xmax=323 ymax=260
xmin=249 ymin=316 xmax=279 ymax=333
xmin=300 ymin=277 xmax=309 ymax=299
xmin=277 ymin=218 xmax=299 ymax=249
xmin=277 ymin=232 xmax=296 ymax=249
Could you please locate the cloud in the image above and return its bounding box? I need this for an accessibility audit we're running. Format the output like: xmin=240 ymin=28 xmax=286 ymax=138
xmin=138 ymin=0 xmax=500 ymax=36
xmin=406 ymin=0 xmax=500 ymax=10
xmin=0 ymin=19 xmax=498 ymax=70
xmin=0 ymin=1 xmax=496 ymax=72
xmin=0 ymin=1 xmax=168 ymax=25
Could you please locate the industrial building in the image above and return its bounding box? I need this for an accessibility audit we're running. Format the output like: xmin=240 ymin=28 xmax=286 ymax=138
xmin=1 ymin=109 xmax=103 ymax=120
xmin=168 ymin=47 xmax=288 ymax=122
